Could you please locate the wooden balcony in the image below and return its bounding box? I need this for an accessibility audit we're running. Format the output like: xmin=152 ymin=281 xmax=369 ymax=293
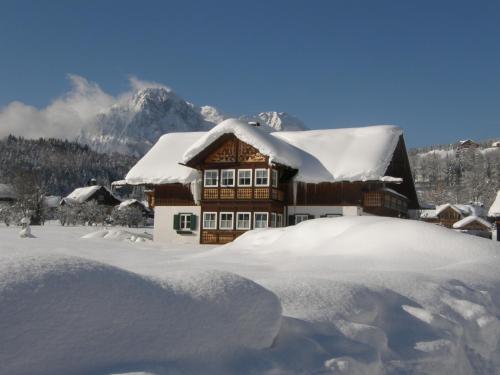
xmin=202 ymin=187 xmax=284 ymax=201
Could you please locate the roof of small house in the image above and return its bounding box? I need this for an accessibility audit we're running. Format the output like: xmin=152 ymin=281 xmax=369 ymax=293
xmin=452 ymin=215 xmax=492 ymax=230
xmin=118 ymin=199 xmax=148 ymax=210
xmin=126 ymin=118 xmax=405 ymax=185
xmin=0 ymin=184 xmax=16 ymax=200
xmin=489 ymin=191 xmax=500 ymax=217
xmin=420 ymin=209 xmax=438 ymax=219
xmin=435 ymin=203 xmax=486 ymax=217
xmin=64 ymin=185 xmax=118 ymax=204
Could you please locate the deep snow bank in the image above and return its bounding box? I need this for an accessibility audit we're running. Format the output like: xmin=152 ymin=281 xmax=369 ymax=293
xmin=82 ymin=228 xmax=153 ymax=243
xmin=0 ymin=254 xmax=281 ymax=375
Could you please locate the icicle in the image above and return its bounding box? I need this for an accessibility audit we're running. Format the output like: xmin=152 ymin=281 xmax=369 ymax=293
xmin=190 ymin=172 xmax=202 ymax=205
xmin=292 ymin=179 xmax=298 ymax=206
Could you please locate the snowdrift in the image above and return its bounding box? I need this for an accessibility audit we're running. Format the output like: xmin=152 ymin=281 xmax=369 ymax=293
xmin=82 ymin=228 xmax=153 ymax=243
xmin=0 ymin=254 xmax=281 ymax=375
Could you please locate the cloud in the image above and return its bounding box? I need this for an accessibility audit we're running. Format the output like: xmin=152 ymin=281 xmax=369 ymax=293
xmin=0 ymin=74 xmax=165 ymax=140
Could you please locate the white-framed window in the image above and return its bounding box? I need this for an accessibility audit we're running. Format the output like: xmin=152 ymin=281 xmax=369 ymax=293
xmin=202 ymin=212 xmax=217 ymax=229
xmin=295 ymin=214 xmax=309 ymax=224
xmin=219 ymin=212 xmax=234 ymax=230
xmin=271 ymin=169 xmax=279 ymax=187
xmin=254 ymin=212 xmax=268 ymax=229
xmin=237 ymin=169 xmax=252 ymax=187
xmin=236 ymin=212 xmax=251 ymax=230
xmin=277 ymin=214 xmax=283 ymax=227
xmin=204 ymin=169 xmax=219 ymax=187
xmin=270 ymin=212 xmax=277 ymax=227
xmin=255 ymin=168 xmax=269 ymax=186
xmin=179 ymin=213 xmax=192 ymax=230
xmin=220 ymin=169 xmax=235 ymax=187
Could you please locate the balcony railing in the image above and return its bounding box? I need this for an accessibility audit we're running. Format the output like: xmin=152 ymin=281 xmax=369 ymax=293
xmin=202 ymin=187 xmax=284 ymax=201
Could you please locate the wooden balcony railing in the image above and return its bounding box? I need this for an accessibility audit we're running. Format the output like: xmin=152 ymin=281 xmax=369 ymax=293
xmin=202 ymin=187 xmax=284 ymax=201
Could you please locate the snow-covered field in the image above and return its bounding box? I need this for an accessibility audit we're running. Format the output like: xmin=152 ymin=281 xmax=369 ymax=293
xmin=1 ymin=217 xmax=500 ymax=375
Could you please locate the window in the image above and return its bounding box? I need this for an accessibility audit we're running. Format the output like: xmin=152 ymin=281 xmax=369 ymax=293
xmin=255 ymin=169 xmax=269 ymax=186
xmin=254 ymin=212 xmax=268 ymax=228
xmin=219 ymin=212 xmax=234 ymax=230
xmin=203 ymin=212 xmax=217 ymax=229
xmin=204 ymin=170 xmax=219 ymax=187
xmin=277 ymin=214 xmax=283 ymax=227
xmin=236 ymin=212 xmax=251 ymax=230
xmin=221 ymin=169 xmax=235 ymax=187
xmin=270 ymin=212 xmax=277 ymax=227
xmin=180 ymin=213 xmax=191 ymax=230
xmin=237 ymin=169 xmax=252 ymax=187
xmin=271 ymin=169 xmax=279 ymax=187
xmin=173 ymin=213 xmax=197 ymax=232
xmin=295 ymin=214 xmax=309 ymax=224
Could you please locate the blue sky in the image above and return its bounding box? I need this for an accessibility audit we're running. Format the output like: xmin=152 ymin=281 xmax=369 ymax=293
xmin=0 ymin=0 xmax=499 ymax=147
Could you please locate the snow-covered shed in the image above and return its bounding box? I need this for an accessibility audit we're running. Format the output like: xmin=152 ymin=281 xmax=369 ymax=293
xmin=421 ymin=202 xmax=487 ymax=228
xmin=0 ymin=184 xmax=16 ymax=202
xmin=61 ymin=185 xmax=121 ymax=207
xmin=125 ymin=118 xmax=419 ymax=244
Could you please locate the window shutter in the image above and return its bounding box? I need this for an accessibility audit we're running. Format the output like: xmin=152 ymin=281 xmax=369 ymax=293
xmin=173 ymin=214 xmax=180 ymax=230
xmin=190 ymin=214 xmax=197 ymax=230
xmin=288 ymin=215 xmax=295 ymax=225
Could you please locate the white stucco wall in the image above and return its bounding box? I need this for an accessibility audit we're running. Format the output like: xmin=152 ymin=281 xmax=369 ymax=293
xmin=154 ymin=206 xmax=201 ymax=245
xmin=286 ymin=205 xmax=363 ymax=218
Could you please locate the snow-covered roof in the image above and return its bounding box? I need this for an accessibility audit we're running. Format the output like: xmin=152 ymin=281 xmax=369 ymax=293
xmin=452 ymin=216 xmax=491 ymax=229
xmin=126 ymin=132 xmax=204 ymax=185
xmin=0 ymin=184 xmax=16 ymax=200
xmin=118 ymin=199 xmax=147 ymax=210
xmin=489 ymin=191 xmax=500 ymax=217
xmin=65 ymin=185 xmax=118 ymax=204
xmin=127 ymin=119 xmax=404 ymax=185
xmin=181 ymin=119 xmax=333 ymax=182
xmin=44 ymin=195 xmax=62 ymax=208
xmin=420 ymin=209 xmax=438 ymax=219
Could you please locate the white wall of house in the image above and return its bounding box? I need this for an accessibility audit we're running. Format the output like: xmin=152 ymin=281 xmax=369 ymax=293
xmin=154 ymin=206 xmax=201 ymax=244
xmin=286 ymin=205 xmax=363 ymax=218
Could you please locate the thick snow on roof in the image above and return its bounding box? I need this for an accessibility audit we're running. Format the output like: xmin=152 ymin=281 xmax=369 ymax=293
xmin=131 ymin=119 xmax=404 ymax=185
xmin=489 ymin=191 xmax=500 ymax=217
xmin=452 ymin=215 xmax=492 ymax=229
xmin=273 ymin=125 xmax=403 ymax=182
xmin=118 ymin=198 xmax=147 ymax=210
xmin=435 ymin=203 xmax=486 ymax=217
xmin=181 ymin=119 xmax=333 ymax=182
xmin=126 ymin=132 xmax=204 ymax=185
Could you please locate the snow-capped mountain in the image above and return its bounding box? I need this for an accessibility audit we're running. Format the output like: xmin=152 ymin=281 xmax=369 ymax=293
xmin=80 ymin=86 xmax=307 ymax=156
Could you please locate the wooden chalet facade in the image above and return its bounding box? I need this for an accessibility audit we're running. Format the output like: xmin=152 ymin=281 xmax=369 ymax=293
xmin=129 ymin=119 xmax=419 ymax=244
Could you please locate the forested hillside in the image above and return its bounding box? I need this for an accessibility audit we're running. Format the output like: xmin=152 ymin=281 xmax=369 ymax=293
xmin=408 ymin=139 xmax=500 ymax=208
xmin=0 ymin=136 xmax=137 ymax=196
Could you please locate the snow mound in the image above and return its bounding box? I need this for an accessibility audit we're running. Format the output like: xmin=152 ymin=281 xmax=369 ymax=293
xmin=82 ymin=229 xmax=153 ymax=243
xmin=0 ymin=254 xmax=281 ymax=375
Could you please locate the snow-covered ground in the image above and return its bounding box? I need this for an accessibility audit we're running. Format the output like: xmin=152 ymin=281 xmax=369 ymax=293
xmin=1 ymin=218 xmax=500 ymax=375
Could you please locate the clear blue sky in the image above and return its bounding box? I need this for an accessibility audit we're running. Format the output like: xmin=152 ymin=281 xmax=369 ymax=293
xmin=0 ymin=0 xmax=499 ymax=147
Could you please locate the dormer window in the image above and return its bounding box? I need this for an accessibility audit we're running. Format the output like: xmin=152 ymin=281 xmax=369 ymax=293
xmin=204 ymin=170 xmax=218 ymax=187
xmin=220 ymin=169 xmax=235 ymax=187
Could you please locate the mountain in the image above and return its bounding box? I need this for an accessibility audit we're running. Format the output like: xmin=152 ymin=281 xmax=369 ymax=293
xmin=79 ymin=87 xmax=308 ymax=156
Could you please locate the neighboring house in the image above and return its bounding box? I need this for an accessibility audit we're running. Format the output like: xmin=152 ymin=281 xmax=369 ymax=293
xmin=452 ymin=216 xmax=492 ymax=239
xmin=61 ymin=185 xmax=121 ymax=207
xmin=420 ymin=203 xmax=487 ymax=228
xmin=117 ymin=199 xmax=151 ymax=216
xmin=489 ymin=191 xmax=500 ymax=241
xmin=492 ymin=141 xmax=500 ymax=148
xmin=125 ymin=118 xmax=419 ymax=244
xmin=457 ymin=139 xmax=479 ymax=149
xmin=43 ymin=195 xmax=62 ymax=219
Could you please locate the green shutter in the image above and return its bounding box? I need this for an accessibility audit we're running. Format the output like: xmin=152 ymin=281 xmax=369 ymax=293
xmin=190 ymin=214 xmax=197 ymax=230
xmin=288 ymin=215 xmax=295 ymax=225
xmin=173 ymin=214 xmax=180 ymax=230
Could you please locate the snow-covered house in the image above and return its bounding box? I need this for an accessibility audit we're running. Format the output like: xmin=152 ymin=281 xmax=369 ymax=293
xmin=452 ymin=216 xmax=492 ymax=238
xmin=457 ymin=139 xmax=479 ymax=149
xmin=125 ymin=119 xmax=419 ymax=244
xmin=420 ymin=203 xmax=486 ymax=228
xmin=0 ymin=184 xmax=16 ymax=203
xmin=61 ymin=185 xmax=121 ymax=207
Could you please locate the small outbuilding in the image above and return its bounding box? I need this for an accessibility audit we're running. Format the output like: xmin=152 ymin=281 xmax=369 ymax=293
xmin=61 ymin=185 xmax=121 ymax=207
xmin=452 ymin=216 xmax=492 ymax=239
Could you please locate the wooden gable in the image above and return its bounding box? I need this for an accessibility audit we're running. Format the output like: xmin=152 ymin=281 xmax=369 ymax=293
xmin=206 ymin=138 xmax=237 ymax=163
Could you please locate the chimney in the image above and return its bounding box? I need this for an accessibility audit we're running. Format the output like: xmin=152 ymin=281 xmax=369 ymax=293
xmin=248 ymin=121 xmax=260 ymax=127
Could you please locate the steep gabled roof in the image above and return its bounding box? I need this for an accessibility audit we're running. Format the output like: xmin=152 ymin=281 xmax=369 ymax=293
xmin=125 ymin=119 xmax=406 ymax=185
xmin=64 ymin=186 xmax=119 ymax=204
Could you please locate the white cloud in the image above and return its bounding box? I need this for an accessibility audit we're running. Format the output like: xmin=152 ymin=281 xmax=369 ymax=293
xmin=0 ymin=74 xmax=165 ymax=140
